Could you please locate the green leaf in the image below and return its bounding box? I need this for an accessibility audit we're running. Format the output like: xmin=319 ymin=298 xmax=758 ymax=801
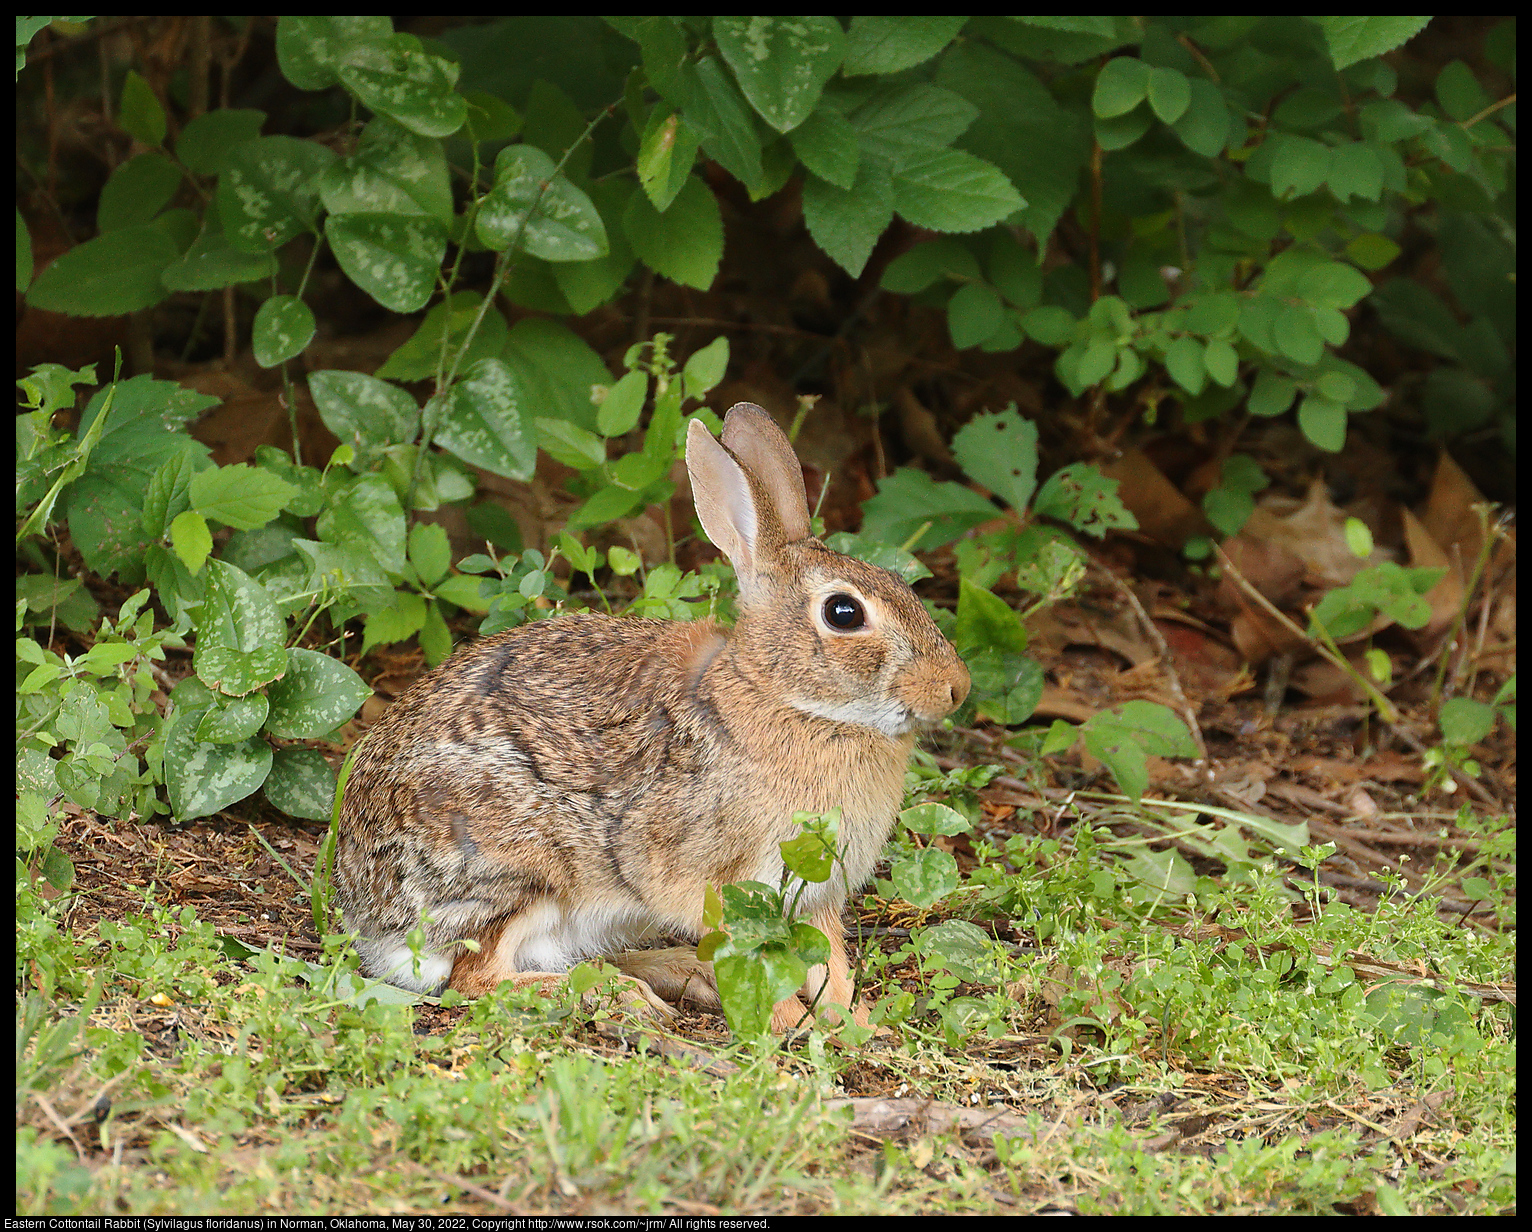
xmin=408 ymin=522 xmax=451 ymax=587
xmin=325 ymin=211 xmax=447 ymax=313
xmin=316 ymin=473 xmax=408 ymax=577
xmin=801 ymin=163 xmax=893 ymax=279
xmin=1345 ymin=233 xmax=1401 ymax=271
xmin=848 ymin=84 xmax=979 ymax=167
xmin=477 ymin=145 xmax=608 ymax=261
xmin=900 ymin=803 xmax=972 ymax=837
xmin=536 ymin=418 xmax=607 ymax=471
xmin=951 ymin=405 xmax=1038 ymax=515
xmin=843 ymin=16 xmax=967 ymax=75
xmin=17 ymin=208 xmax=33 ymax=291
xmin=274 ymin=15 xmax=394 ymax=90
xmin=1203 ymin=338 xmax=1239 ymax=388
xmin=1146 ymin=66 xmax=1191 ymax=124
xmin=822 ymin=532 xmax=933 ymax=584
xmin=890 ymin=148 xmax=1024 ymax=234
xmin=787 ymin=107 xmax=860 ymax=190
xmin=1312 ymin=16 xmax=1433 ymax=71
xmin=1165 ymin=335 xmax=1207 ymax=395
xmin=955 ymin=578 xmax=1027 ymax=656
xmin=334 ymin=36 xmax=466 ymax=139
xmin=714 ymin=15 xmax=845 ymax=133
xmin=858 ymin=467 xmax=997 ymax=550
xmin=196 ymin=694 xmax=269 ymax=744
xmin=947 ymin=282 xmax=1007 ymax=350
xmin=1325 ymin=142 xmax=1385 ymax=203
xmin=597 ymin=369 xmax=649 ymax=437
xmin=1439 ymin=697 xmax=1496 ymax=747
xmin=190 ymin=463 xmax=297 ymax=531
xmin=160 ymin=212 xmax=277 ymax=292
xmin=1094 ymin=107 xmax=1152 ymax=151
xmin=1082 ymin=701 xmax=1195 ymax=804
xmin=1297 ymin=396 xmax=1348 ymax=452
xmin=169 ymin=510 xmax=213 ymax=574
xmin=1248 ymin=368 xmax=1297 ymax=418
xmin=119 ymin=69 xmax=167 ymax=147
xmin=890 ymin=847 xmax=959 ymax=909
xmin=1172 ymin=78 xmax=1231 ymax=157
xmin=264 ymin=746 xmax=337 ymax=821
xmin=176 ymin=108 xmax=266 ymax=176
xmin=265 ymin=647 xmax=371 ymax=739
xmin=1435 ymin=59 xmax=1491 ymax=123
xmin=307 ymin=370 xmax=421 ymax=469
xmin=361 ymin=590 xmax=427 ymax=654
xmin=319 ymin=115 xmax=453 ymax=224
xmin=217 ymin=135 xmax=336 ymax=253
xmin=966 ymin=646 xmax=1045 ymax=726
xmin=1273 ymin=303 xmax=1325 ymax=365
xmin=567 ymin=483 xmax=645 ymax=530
xmin=435 ymin=359 xmax=536 ymax=481
xmin=681 ymin=336 xmax=730 ymax=402
xmin=672 ymin=56 xmax=765 ymax=191
xmin=97 ymin=152 xmax=182 ymax=232
xmin=24 ymin=224 xmax=181 ymax=316
xmin=1020 ymin=305 xmax=1077 ymax=347
xmin=1268 ymin=134 xmax=1331 ymax=200
xmin=637 ymin=108 xmax=702 ymax=212
xmin=252 ymin=295 xmax=316 ymax=368
xmin=1092 ymin=56 xmax=1150 ymax=119
xmin=163 ymin=706 xmax=272 ymax=823
xmin=1032 ymin=463 xmax=1137 ymax=537
xmin=623 ymin=174 xmax=723 ymax=289
xmin=195 ymin=643 xmax=289 ymax=697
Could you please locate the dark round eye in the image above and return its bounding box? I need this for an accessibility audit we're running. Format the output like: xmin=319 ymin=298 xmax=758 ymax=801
xmin=823 ymin=594 xmax=865 ymax=630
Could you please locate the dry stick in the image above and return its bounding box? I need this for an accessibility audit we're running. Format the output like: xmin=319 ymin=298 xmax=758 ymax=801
xmin=1092 ymin=563 xmax=1208 ymax=766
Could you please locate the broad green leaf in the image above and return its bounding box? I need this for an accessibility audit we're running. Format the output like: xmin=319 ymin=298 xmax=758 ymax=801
xmin=890 ymin=148 xmax=1024 ymax=234
xmin=1092 ymin=56 xmax=1150 ymax=119
xmin=434 ymin=358 xmax=536 ymax=481
xmin=119 ymin=69 xmax=167 ymax=147
xmin=195 ymin=643 xmax=289 ymax=697
xmin=1313 ymin=16 xmax=1433 ymax=71
xmin=955 ymin=578 xmax=1027 ymax=656
xmin=264 ymin=746 xmax=337 ymax=821
xmin=671 ymin=56 xmax=764 ymax=191
xmin=407 ymin=521 xmax=451 ymax=587
xmin=1438 ymin=697 xmax=1496 ymax=747
xmin=947 ymin=282 xmax=1006 ymax=349
xmin=319 ymin=115 xmax=453 ymax=224
xmin=714 ymin=15 xmax=845 ymax=133
xmin=597 ymin=369 xmax=649 ymax=438
xmin=1032 ymin=463 xmax=1137 ymax=537
xmin=1146 ymin=66 xmax=1191 ymax=124
xmin=97 ymin=152 xmax=182 ymax=232
xmin=217 ymin=135 xmax=336 ymax=253
xmin=196 ymin=694 xmax=269 ymax=744
xmin=374 ymin=290 xmax=509 ymax=382
xmin=966 ymin=646 xmax=1045 ymax=725
xmin=274 ymin=15 xmax=394 ymax=90
xmin=163 ymin=706 xmax=272 ymax=822
xmin=265 ymin=647 xmax=371 ymax=739
xmin=334 ymin=37 xmax=466 ymax=138
xmin=1165 ymin=335 xmax=1207 ymax=395
xmin=822 ymin=532 xmax=933 ymax=584
xmin=1268 ymin=133 xmax=1330 ymax=200
xmin=637 ymin=108 xmax=702 ymax=211
xmin=849 ymin=84 xmax=978 ymax=167
xmin=169 ymin=510 xmax=213 ymax=574
xmin=1203 ymin=338 xmax=1239 ymax=387
xmin=623 ymin=174 xmax=722 ymax=289
xmin=801 ymin=163 xmax=893 ymax=279
xmin=325 ymin=211 xmax=447 ymax=313
xmin=1273 ymin=303 xmax=1325 ymax=365
xmin=890 ymin=847 xmax=959 ymax=909
xmin=859 ymin=467 xmax=998 ymax=550
xmin=1172 ymin=78 xmax=1231 ymax=157
xmin=477 ymin=145 xmax=608 ymax=261
xmin=504 ymin=317 xmax=610 ymax=434
xmin=843 ymin=16 xmax=967 ymax=76
xmin=316 ymin=473 xmax=408 ymax=577
xmin=1297 ymin=395 xmax=1348 ymax=452
xmin=176 ymin=108 xmax=267 ymax=176
xmin=682 ymin=335 xmax=730 ymax=401
xmin=361 ymin=590 xmax=428 ymax=654
xmin=25 ymin=224 xmax=181 ymax=316
xmin=308 ymin=370 xmax=421 ymax=468
xmin=160 ymin=212 xmax=277 ymax=292
xmin=881 ymin=236 xmax=981 ymax=294
xmin=900 ymin=803 xmax=972 ymax=837
xmin=951 ymin=405 xmax=1038 ymax=515
xmin=549 ymin=179 xmax=637 ymax=314
xmin=190 ymin=463 xmax=297 ymax=531
xmin=252 ymin=295 xmax=317 ymax=367
xmin=786 ymin=107 xmax=859 ymax=189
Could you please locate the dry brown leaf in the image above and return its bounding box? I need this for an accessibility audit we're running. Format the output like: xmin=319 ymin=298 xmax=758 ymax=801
xmin=1097 ymin=448 xmax=1211 ymax=548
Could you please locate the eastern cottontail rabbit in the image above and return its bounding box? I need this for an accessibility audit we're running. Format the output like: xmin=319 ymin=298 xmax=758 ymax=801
xmin=335 ymin=402 xmax=970 ymax=1031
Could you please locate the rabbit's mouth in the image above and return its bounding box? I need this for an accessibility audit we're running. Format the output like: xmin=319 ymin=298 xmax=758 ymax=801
xmin=788 ymin=694 xmax=919 ymax=737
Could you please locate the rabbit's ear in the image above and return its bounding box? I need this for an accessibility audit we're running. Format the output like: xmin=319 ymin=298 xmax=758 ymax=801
xmin=720 ymin=403 xmax=810 ymax=543
xmin=687 ymin=417 xmax=767 ymax=588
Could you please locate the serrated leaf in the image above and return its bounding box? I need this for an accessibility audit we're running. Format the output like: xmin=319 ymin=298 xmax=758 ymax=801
xmin=859 ymin=467 xmax=998 ymax=550
xmin=843 ymin=16 xmax=967 ymax=76
xmin=170 ymin=510 xmax=213 ymax=574
xmin=956 ymin=578 xmax=1028 ymax=656
xmin=25 ymin=225 xmax=181 ymax=316
xmin=636 ymin=108 xmax=702 ymax=212
xmin=951 ymin=406 xmax=1038 ymax=515
xmin=622 ymin=174 xmax=722 ymax=289
xmin=1032 ymin=463 xmax=1137 ymax=538
xmin=97 ymin=152 xmax=182 ymax=233
xmin=891 ymin=148 xmax=1023 ymax=234
xmin=190 ymin=463 xmax=297 ymax=531
xmin=801 ymin=163 xmax=893 ymax=279
xmin=786 ymin=107 xmax=859 ymax=189
xmin=1313 ymin=16 xmax=1433 ymax=71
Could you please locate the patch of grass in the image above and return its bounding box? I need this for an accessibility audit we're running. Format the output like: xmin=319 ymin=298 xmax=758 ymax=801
xmin=16 ymin=792 xmax=1515 ymax=1215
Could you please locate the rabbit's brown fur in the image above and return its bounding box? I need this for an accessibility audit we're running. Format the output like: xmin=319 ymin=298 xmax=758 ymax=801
xmin=335 ymin=402 xmax=970 ymax=1031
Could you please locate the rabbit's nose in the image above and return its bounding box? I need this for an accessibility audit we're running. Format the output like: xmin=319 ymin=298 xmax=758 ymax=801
xmin=947 ymin=667 xmax=971 ymax=710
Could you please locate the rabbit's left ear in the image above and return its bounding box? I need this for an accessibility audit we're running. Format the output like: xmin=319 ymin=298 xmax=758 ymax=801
xmin=687 ymin=417 xmax=766 ymax=586
xmin=720 ymin=403 xmax=810 ymax=543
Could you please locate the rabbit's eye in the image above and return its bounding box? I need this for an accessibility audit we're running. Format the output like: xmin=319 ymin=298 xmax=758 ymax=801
xmin=823 ymin=594 xmax=866 ymax=630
